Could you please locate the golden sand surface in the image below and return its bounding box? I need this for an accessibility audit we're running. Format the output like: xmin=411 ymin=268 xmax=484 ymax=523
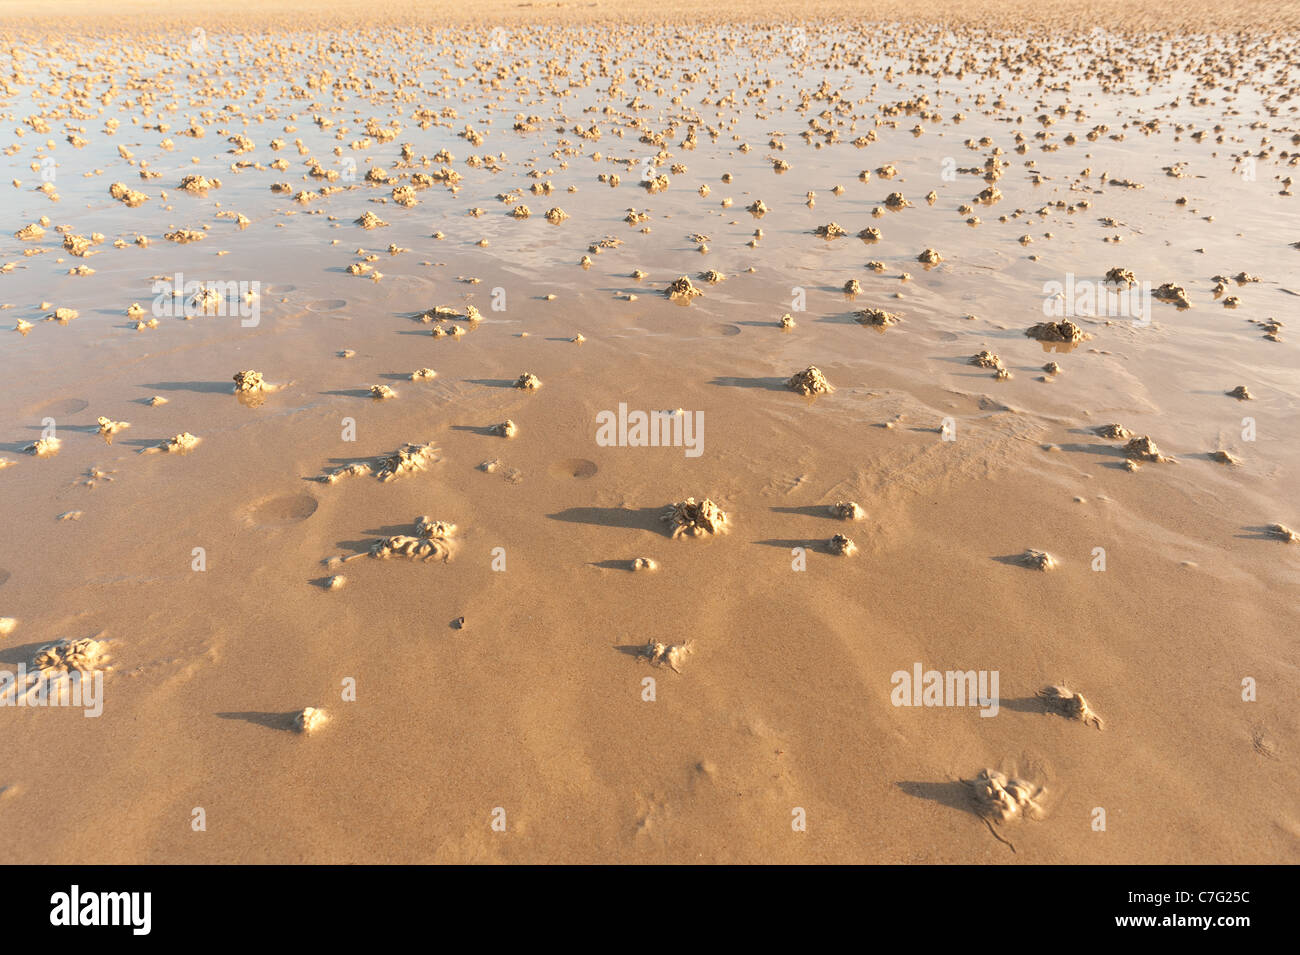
xmin=0 ymin=0 xmax=1295 ymax=863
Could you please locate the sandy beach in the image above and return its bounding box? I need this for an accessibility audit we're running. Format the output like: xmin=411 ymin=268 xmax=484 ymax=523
xmin=0 ymin=0 xmax=1296 ymax=864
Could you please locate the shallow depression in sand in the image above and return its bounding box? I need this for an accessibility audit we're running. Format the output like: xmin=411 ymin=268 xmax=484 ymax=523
xmin=36 ymin=398 xmax=90 ymax=416
xmin=246 ymin=492 xmax=320 ymax=527
xmin=307 ymin=299 xmax=349 ymax=313
xmin=549 ymin=458 xmax=599 ymax=479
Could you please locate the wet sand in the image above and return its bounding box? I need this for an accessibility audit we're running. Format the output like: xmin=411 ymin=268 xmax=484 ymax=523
xmin=0 ymin=0 xmax=1296 ymax=863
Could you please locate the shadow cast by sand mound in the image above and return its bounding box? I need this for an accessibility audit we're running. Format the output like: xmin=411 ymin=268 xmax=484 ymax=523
xmin=708 ymin=376 xmax=790 ymax=391
xmin=216 ymin=711 xmax=299 ymax=732
xmin=770 ymin=505 xmax=848 ymax=519
xmin=548 ymin=506 xmax=665 ymax=533
xmin=319 ymin=388 xmax=378 ymax=399
xmin=466 ymin=378 xmax=518 ymax=389
xmin=992 ymin=553 xmax=1059 ymax=569
xmin=897 ymin=779 xmax=980 ymax=816
xmin=0 ymin=640 xmax=60 ymax=667
xmin=1238 ymin=525 xmax=1293 ymax=542
xmin=754 ymin=537 xmax=845 ymax=554
xmin=997 ymin=696 xmax=1054 ymax=715
xmin=142 ymin=380 xmax=233 ymax=394
xmin=1057 ymin=442 xmax=1127 ymax=458
xmin=590 ymin=559 xmax=656 ymax=572
xmin=332 ymin=523 xmax=422 ymax=553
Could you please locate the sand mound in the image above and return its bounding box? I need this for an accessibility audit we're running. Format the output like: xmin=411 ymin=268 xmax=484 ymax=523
xmin=178 ymin=174 xmax=220 ymax=193
xmin=917 ymin=248 xmax=943 ymax=264
xmin=419 ymin=305 xmax=461 ymax=324
xmin=492 ymin=420 xmax=518 ymax=438
xmin=1038 ymin=685 xmax=1104 ymax=729
xmin=25 ymin=437 xmax=61 ymax=457
xmin=779 ymin=313 xmax=796 ymax=329
xmin=355 ymin=211 xmax=388 ymax=229
xmin=151 ymin=433 xmax=198 ymax=454
xmin=829 ymin=534 xmax=857 ymax=556
xmin=513 ymin=373 xmax=542 ymax=391
xmin=1124 ymin=436 xmax=1167 ymax=462
xmin=1025 ymin=320 xmax=1086 ymax=343
xmin=1256 ymin=319 xmax=1283 ymax=342
xmin=410 ymin=368 xmax=437 ymax=381
xmin=1106 ymin=267 xmax=1137 ymax=286
xmin=62 ymin=234 xmax=93 ymax=258
xmin=33 ymin=636 xmax=107 ymax=673
xmin=969 ymin=350 xmax=1003 ymax=369
xmin=787 ymin=366 xmax=833 ymax=395
xmin=884 ymin=191 xmax=911 ymax=209
xmin=828 ymin=501 xmax=866 ymax=520
xmin=1210 ymin=450 xmax=1240 ymax=465
xmin=663 ymin=498 xmax=728 ymax=538
xmin=631 ymin=557 xmax=657 ymax=572
xmin=322 ymin=463 xmax=372 ymax=484
xmin=370 ymin=384 xmax=397 ymax=400
xmin=109 ymin=182 xmax=148 ymax=206
xmin=233 ymin=370 xmax=268 ymax=393
xmin=815 ymin=222 xmax=847 ymax=238
xmin=1268 ymin=523 xmax=1298 ymax=543
xmin=1154 ymin=283 xmax=1192 ymax=308
xmin=321 ymin=443 xmax=439 ymax=484
xmin=638 ymin=641 xmax=691 ymax=673
xmin=965 ymin=769 xmax=1046 ymax=823
xmin=369 ymin=517 xmax=457 ymax=562
xmin=1227 ymin=385 xmax=1253 ymax=400
xmin=96 ymin=416 xmax=130 ymax=442
xmin=375 ymin=443 xmax=438 ymax=482
xmin=1094 ymin=424 xmax=1132 ymax=439
xmin=1019 ymin=549 xmax=1057 ymax=571
xmin=187 ymin=286 xmax=226 ymax=315
xmin=293 ymin=707 xmax=327 ymax=734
